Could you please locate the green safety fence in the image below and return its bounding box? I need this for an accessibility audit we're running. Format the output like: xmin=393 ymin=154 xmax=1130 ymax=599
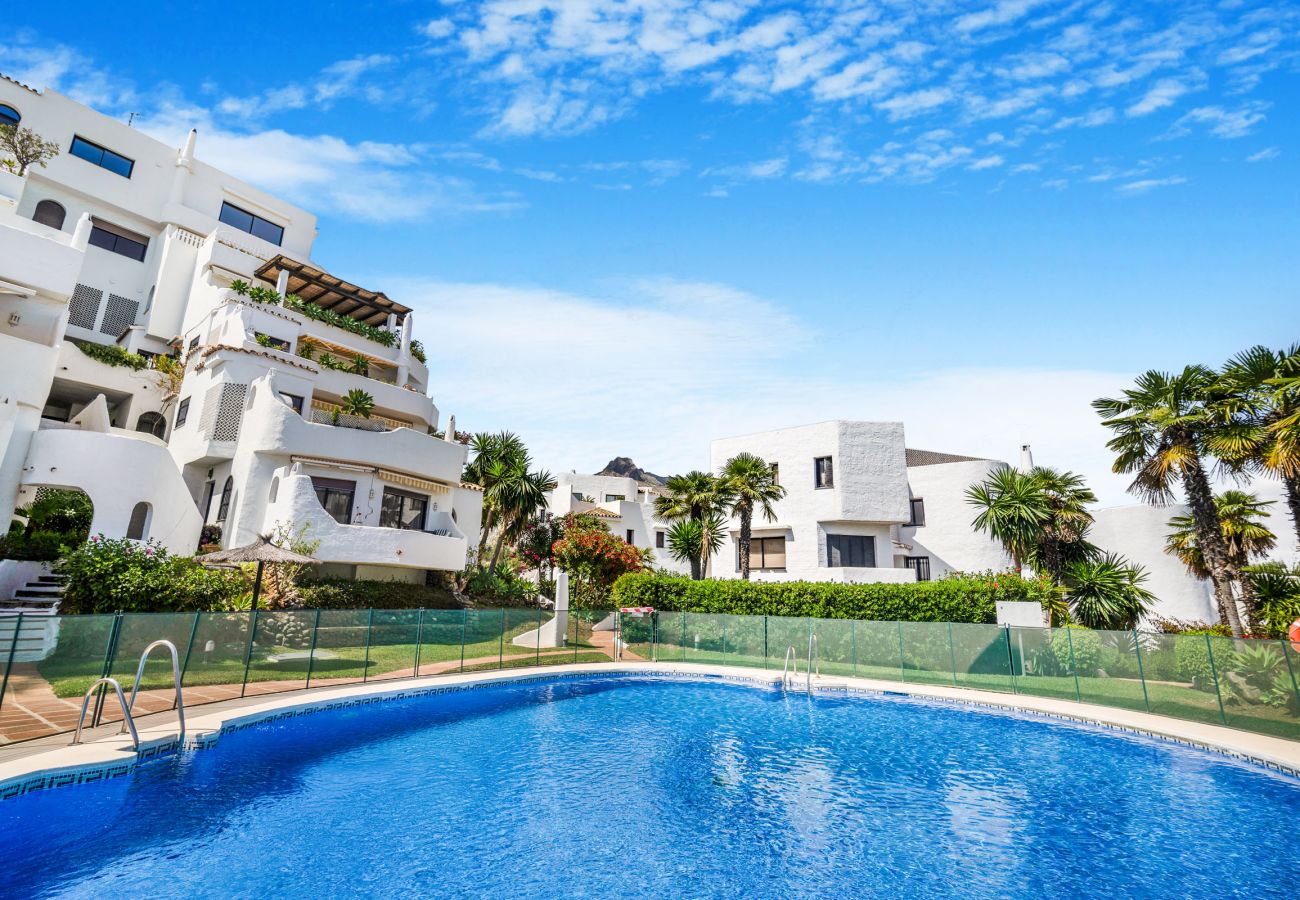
xmin=2 ymin=609 xmax=1298 ymax=744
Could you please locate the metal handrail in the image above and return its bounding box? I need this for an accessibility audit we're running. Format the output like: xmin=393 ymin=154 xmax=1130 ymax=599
xmin=124 ymin=639 xmax=185 ymax=743
xmin=781 ymin=645 xmax=798 ymax=691
xmin=72 ymin=678 xmax=139 ymax=748
xmin=807 ymin=633 xmax=820 ymax=691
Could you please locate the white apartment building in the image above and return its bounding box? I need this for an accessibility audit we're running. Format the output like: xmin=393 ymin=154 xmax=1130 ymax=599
xmin=708 ymin=422 xmax=1011 ymax=583
xmin=0 ymin=76 xmax=481 ymax=581
xmin=546 ymin=472 xmax=690 ymax=575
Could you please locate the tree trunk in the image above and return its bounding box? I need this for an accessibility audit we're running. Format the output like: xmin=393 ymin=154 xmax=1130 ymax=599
xmin=488 ymin=525 xmax=508 ymax=572
xmin=1040 ymin=535 xmax=1063 ymax=582
xmin=1182 ymin=453 xmax=1244 ymax=637
xmin=1235 ymin=563 xmax=1259 ymax=633
xmin=1284 ymin=473 xmax=1300 ymax=549
xmin=738 ymin=503 xmax=752 ymax=581
xmin=688 ymin=552 xmax=701 ymax=581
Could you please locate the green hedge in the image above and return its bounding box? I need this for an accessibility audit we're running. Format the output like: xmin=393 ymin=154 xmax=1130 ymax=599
xmin=296 ymin=578 xmax=460 ymax=610
xmin=611 ymin=572 xmax=1054 ymax=624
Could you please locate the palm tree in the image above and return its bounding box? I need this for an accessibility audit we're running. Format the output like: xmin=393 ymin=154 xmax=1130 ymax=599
xmin=463 ymin=431 xmax=544 ymax=568
xmin=1166 ymin=490 xmax=1276 ymax=626
xmin=485 ymin=466 xmax=557 ymax=572
xmin=719 ymin=453 xmax=786 ymax=580
xmin=1208 ymin=344 xmax=1300 ymax=545
xmin=654 ymin=471 xmax=732 ymax=579
xmin=966 ymin=466 xmax=1094 ymax=578
xmin=665 ymin=514 xmax=727 ymax=575
xmin=1062 ymin=553 xmax=1155 ymax=631
xmin=1094 ymin=367 xmax=1245 ymax=636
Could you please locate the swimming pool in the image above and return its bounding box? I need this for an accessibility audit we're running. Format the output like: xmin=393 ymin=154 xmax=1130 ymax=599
xmin=2 ymin=675 xmax=1297 ymax=898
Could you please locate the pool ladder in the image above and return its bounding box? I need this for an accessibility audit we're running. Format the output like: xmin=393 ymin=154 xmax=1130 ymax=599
xmin=780 ymin=634 xmax=821 ymax=693
xmin=71 ymin=639 xmax=186 ymax=749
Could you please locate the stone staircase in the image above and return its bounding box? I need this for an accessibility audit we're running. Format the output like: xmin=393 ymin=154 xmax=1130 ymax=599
xmin=0 ymin=573 xmax=66 ymax=662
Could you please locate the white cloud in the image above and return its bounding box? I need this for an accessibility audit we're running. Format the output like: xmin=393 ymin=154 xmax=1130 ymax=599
xmin=1169 ymin=103 xmax=1268 ymax=139
xmin=388 ymin=275 xmax=1137 ymax=504
xmin=422 ymin=18 xmax=456 ymax=40
xmin=954 ymin=1 xmax=1051 ymax=35
xmin=1125 ymin=78 xmax=1195 ymax=117
xmin=1247 ymin=147 xmax=1280 ymax=163
xmin=968 ymin=155 xmax=1005 ymax=171
xmin=1116 ymin=176 xmax=1188 ymax=194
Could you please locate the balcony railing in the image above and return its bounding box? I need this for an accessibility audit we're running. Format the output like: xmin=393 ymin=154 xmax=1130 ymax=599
xmin=308 ymin=399 xmax=412 ymax=433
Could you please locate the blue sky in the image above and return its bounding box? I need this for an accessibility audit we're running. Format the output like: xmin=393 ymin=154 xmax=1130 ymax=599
xmin=3 ymin=1 xmax=1298 ymax=502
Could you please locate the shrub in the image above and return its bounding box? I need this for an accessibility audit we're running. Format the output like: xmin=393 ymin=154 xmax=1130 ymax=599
xmin=554 ymin=516 xmax=647 ymax=608
xmin=1174 ymin=630 xmax=1219 ymax=690
xmin=1052 ymin=625 xmax=1100 ymax=675
xmin=74 ymin=340 xmax=148 ymax=370
xmin=60 ymin=535 xmax=244 ymax=614
xmin=296 ymin=578 xmax=461 ymax=610
xmin=2 ymin=489 xmax=94 ymax=561
xmin=610 ymin=571 xmax=1053 ymax=624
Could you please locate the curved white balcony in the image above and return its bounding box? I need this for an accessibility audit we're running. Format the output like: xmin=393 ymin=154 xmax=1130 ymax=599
xmin=262 ymin=471 xmax=468 ymax=570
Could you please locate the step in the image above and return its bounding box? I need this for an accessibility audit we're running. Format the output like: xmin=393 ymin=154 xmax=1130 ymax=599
xmin=15 ymin=588 xmax=63 ymax=598
xmin=37 ymin=574 xmax=67 ymax=582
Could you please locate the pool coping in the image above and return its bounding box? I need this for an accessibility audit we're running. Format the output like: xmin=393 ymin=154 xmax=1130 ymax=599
xmin=4 ymin=661 xmax=1300 ymax=801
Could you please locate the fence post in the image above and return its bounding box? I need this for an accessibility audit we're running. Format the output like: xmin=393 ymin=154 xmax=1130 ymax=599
xmin=851 ymin=620 xmax=857 ymax=678
xmin=1065 ymin=626 xmax=1082 ymax=702
xmin=239 ymin=610 xmax=259 ymax=699
xmin=0 ymin=612 xmax=23 ymax=711
xmin=720 ymin=615 xmax=727 ymax=666
xmin=651 ymin=612 xmax=657 ymax=663
xmin=93 ymin=612 xmax=124 ymax=727
xmin=896 ymin=620 xmax=906 ymax=682
xmin=763 ymin=616 xmax=769 ymax=669
xmin=947 ymin=621 xmax=958 ymax=686
xmin=458 ymin=609 xmax=467 ymax=673
xmin=175 ymin=612 xmax=201 ymax=710
xmin=413 ymin=608 xmax=425 ymax=678
xmin=362 ymin=608 xmax=374 ymax=683
xmin=1131 ymin=630 xmax=1151 ymax=713
xmin=1204 ymin=633 xmax=1228 ymax=726
xmin=1283 ymin=638 xmax=1300 ymax=712
xmin=306 ymin=608 xmax=322 ymax=688
xmin=680 ymin=611 xmax=686 ymax=663
xmin=498 ymin=608 xmax=505 ymax=669
xmin=1004 ymin=627 xmax=1018 ymax=695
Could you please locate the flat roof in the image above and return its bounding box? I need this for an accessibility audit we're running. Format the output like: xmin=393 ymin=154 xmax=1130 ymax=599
xmin=255 ymin=255 xmax=411 ymax=326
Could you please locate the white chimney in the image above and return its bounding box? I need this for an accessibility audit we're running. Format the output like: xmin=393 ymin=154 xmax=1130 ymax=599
xmin=1019 ymin=444 xmax=1035 ymax=472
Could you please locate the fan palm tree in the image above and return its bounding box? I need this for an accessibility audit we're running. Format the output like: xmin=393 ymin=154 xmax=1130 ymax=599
xmin=339 ymin=388 xmax=375 ymax=419
xmin=719 ymin=453 xmax=787 ymax=580
xmin=485 ymin=465 xmax=557 ymax=572
xmin=1207 ymin=344 xmax=1300 ymax=545
xmin=654 ymin=471 xmax=732 ymax=579
xmin=1094 ymin=367 xmax=1244 ymax=636
xmin=1166 ymin=490 xmax=1276 ymax=626
xmin=966 ymin=467 xmax=1045 ymax=573
xmin=463 ymin=431 xmax=534 ymax=567
xmin=665 ymin=514 xmax=727 ymax=575
xmin=1062 ymin=553 xmax=1155 ymax=631
xmin=1025 ymin=468 xmax=1097 ymax=579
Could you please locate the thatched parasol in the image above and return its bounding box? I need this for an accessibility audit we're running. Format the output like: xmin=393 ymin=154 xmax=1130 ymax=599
xmin=197 ymin=534 xmax=319 ymax=612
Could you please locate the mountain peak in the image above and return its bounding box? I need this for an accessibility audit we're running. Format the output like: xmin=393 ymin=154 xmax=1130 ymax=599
xmin=596 ymin=457 xmax=667 ymax=487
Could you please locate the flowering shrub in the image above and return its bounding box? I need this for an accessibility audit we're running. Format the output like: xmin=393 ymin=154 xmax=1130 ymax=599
xmin=60 ymin=535 xmax=245 ymax=614
xmin=553 ymin=516 xmax=647 ymax=608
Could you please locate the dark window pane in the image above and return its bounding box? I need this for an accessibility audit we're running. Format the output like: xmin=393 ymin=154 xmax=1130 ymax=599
xmin=101 ymin=150 xmax=134 ymax=177
xmin=175 ymin=397 xmax=190 ymax=427
xmin=217 ymin=477 xmax=234 ymax=522
xmin=379 ymin=491 xmax=403 ymax=529
xmin=88 ymin=226 xmax=117 ymax=252
xmin=910 ymin=498 xmax=926 ymax=527
xmin=250 ymin=215 xmax=284 ymax=246
xmin=0 ymin=104 xmax=19 ymax=127
xmin=402 ymin=497 xmax=427 ymax=530
xmin=827 ymin=534 xmax=874 ymax=568
xmin=219 ymin=202 xmax=254 ymax=232
xmin=70 ymin=136 xmax=104 ymax=165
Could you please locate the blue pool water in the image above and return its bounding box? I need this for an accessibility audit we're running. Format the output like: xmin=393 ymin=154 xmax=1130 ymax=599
xmin=2 ymin=675 xmax=1297 ymax=898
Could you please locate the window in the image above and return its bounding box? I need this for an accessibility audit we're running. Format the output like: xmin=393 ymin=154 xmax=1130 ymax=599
xmin=379 ymin=487 xmax=428 ymax=531
xmin=908 ymin=498 xmax=926 ymax=527
xmin=904 ymin=556 xmax=931 ymax=582
xmin=605 ymin=494 xmax=625 ymax=502
xmin=814 ymin=456 xmax=834 ymax=488
xmin=219 ymin=201 xmax=284 ymax=246
xmin=626 ymin=529 xmax=635 ymax=544
xmin=32 ymin=199 xmax=66 ymax=230
xmin=126 ymin=503 xmax=150 ymax=540
xmin=69 ymin=135 xmax=134 ymax=177
xmin=175 ymin=397 xmax=191 ymax=427
xmin=769 ymin=462 xmax=779 ymax=485
xmin=255 ymin=332 xmax=290 ymax=351
xmin=216 ymin=477 xmax=234 ymax=522
xmin=279 ymin=392 xmax=304 ymax=414
xmin=187 ymin=335 xmax=200 ymax=354
xmin=88 ymin=221 xmax=148 ymax=261
xmin=312 ymin=477 xmax=355 ymax=525
xmin=200 ymin=480 xmax=215 ymax=522
xmin=741 ymin=536 xmax=787 ymax=571
xmin=655 ymin=531 xmax=665 ymax=549
xmin=826 ymin=534 xmax=875 ymax=568
xmin=135 ymin=411 xmax=166 ymax=439
xmin=0 ymin=104 xmax=19 ymax=127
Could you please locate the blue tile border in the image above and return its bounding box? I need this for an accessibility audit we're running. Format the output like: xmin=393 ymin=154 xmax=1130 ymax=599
xmin=3 ymin=666 xmax=1297 ymax=801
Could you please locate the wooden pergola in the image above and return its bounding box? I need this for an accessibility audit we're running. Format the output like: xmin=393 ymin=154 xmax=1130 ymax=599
xmin=255 ymin=256 xmax=412 ymax=327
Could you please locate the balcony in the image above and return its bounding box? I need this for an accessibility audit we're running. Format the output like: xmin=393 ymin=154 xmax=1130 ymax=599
xmin=262 ymin=471 xmax=468 ymax=571
xmin=0 ymin=178 xmax=88 ymax=300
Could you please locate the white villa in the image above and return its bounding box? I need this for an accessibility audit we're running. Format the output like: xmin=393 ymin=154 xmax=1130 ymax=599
xmin=0 ymin=76 xmax=481 ymax=583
